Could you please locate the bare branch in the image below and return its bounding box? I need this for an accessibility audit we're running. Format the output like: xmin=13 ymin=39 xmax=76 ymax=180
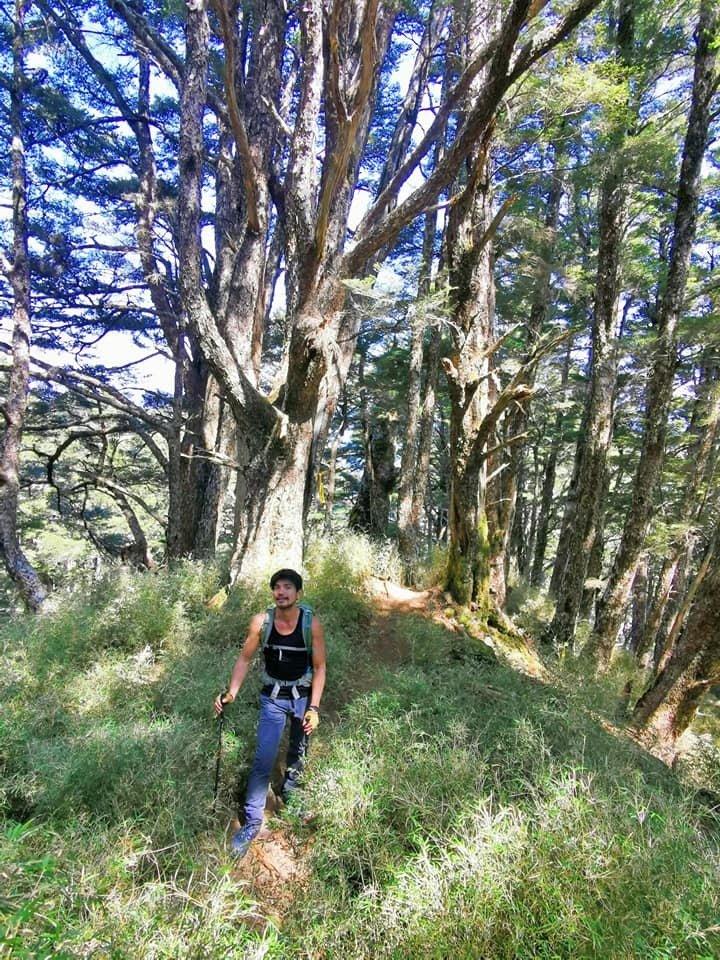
xmin=210 ymin=0 xmax=260 ymax=234
xmin=343 ymin=0 xmax=603 ymax=276
xmin=106 ymin=0 xmax=184 ymax=89
xmin=0 ymin=344 xmax=174 ymax=435
xmin=315 ymin=0 xmax=381 ymax=262
xmin=473 ymin=326 xmax=577 ymax=460
xmin=475 ymin=195 xmax=518 ymax=254
xmin=93 ymin=476 xmax=166 ymax=530
xmin=508 ymin=0 xmax=603 ymax=84
xmin=481 ymin=321 xmax=523 ymax=362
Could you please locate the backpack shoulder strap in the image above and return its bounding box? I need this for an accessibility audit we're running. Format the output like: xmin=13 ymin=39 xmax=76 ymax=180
xmin=260 ymin=605 xmax=275 ymax=651
xmin=298 ymin=603 xmax=313 ymax=655
xmin=261 ymin=603 xmax=313 ymax=655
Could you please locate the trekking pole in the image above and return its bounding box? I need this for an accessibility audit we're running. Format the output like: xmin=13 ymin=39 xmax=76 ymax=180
xmin=212 ymin=693 xmax=231 ymax=815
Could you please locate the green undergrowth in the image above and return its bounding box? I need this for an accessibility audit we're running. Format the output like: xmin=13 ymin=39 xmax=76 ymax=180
xmin=1 ymin=541 xmax=719 ymax=959
xmin=290 ymin=665 xmax=719 ymax=959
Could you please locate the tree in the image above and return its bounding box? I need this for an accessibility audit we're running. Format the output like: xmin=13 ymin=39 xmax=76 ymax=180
xmin=546 ymin=0 xmax=635 ymax=646
xmin=632 ymin=524 xmax=720 ymax=757
xmin=492 ymin=133 xmax=566 ymax=597
xmin=1 ymin=0 xmax=607 ymax=603
xmin=35 ymin=0 xmax=233 ymax=560
xmin=173 ymin=0 xmax=603 ymax=581
xmin=630 ymin=359 xmax=720 ymax=665
xmin=0 ymin=0 xmax=47 ymax=610
xmin=585 ymin=0 xmax=719 ymax=668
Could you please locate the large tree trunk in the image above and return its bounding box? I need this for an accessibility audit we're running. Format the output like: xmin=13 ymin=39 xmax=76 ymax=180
xmin=632 ymin=531 xmax=720 ymax=758
xmin=0 ymin=0 xmax=46 ymax=611
xmin=444 ymin=96 xmax=496 ymax=607
xmin=231 ymin=418 xmax=317 ymax=575
xmin=443 ymin=136 xmax=569 ymax=604
xmin=586 ymin=0 xmax=718 ymax=668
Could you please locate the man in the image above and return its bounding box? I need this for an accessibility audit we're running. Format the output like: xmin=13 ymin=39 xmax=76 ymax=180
xmin=214 ymin=568 xmax=326 ymax=858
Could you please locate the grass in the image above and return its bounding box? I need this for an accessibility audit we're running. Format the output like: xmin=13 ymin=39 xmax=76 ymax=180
xmin=1 ymin=537 xmax=719 ymax=959
xmin=290 ymin=668 xmax=718 ymax=958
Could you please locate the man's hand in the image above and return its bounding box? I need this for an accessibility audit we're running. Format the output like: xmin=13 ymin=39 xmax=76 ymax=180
xmin=303 ymin=706 xmax=320 ymax=734
xmin=214 ymin=691 xmax=234 ymax=715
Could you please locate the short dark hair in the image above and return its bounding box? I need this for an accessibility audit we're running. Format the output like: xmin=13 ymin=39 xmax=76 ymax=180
xmin=270 ymin=568 xmax=303 ymax=591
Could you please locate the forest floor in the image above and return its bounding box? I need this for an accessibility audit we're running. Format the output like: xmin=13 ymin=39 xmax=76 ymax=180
xmin=224 ymin=578 xmax=715 ymax=926
xmin=227 ymin=577 xmax=547 ymax=917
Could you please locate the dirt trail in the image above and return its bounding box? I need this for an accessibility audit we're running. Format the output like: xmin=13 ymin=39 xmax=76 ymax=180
xmin=227 ymin=578 xmax=434 ymax=910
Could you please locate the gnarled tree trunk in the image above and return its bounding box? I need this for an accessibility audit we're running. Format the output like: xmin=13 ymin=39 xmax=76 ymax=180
xmin=173 ymin=0 xmax=602 ymax=584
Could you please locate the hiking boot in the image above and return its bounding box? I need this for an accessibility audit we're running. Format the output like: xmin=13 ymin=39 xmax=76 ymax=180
xmin=230 ymin=821 xmax=262 ymax=859
xmin=280 ymin=779 xmax=296 ymax=805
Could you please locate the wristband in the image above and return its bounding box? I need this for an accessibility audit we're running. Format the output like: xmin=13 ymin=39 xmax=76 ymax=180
xmin=307 ymin=705 xmax=319 ymax=712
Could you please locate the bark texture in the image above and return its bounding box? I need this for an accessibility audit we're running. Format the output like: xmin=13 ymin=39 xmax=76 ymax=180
xmin=632 ymin=529 xmax=720 ymax=757
xmin=586 ymin=0 xmax=719 ymax=667
xmin=0 ymin=0 xmax=47 ymax=611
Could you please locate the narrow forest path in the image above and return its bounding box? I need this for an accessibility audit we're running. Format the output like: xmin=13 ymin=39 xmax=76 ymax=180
xmin=226 ymin=579 xmax=436 ymax=914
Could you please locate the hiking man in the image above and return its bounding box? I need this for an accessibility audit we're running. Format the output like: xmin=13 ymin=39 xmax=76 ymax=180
xmin=214 ymin=568 xmax=326 ymax=858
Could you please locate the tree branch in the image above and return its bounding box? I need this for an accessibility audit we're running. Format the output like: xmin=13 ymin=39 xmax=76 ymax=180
xmin=210 ymin=0 xmax=260 ymax=234
xmin=0 ymin=345 xmax=174 ymax=436
xmin=507 ymin=0 xmax=602 ymax=84
xmin=473 ymin=326 xmax=578 ymax=461
xmin=343 ymin=0 xmax=603 ymax=277
xmin=315 ymin=0 xmax=381 ymax=263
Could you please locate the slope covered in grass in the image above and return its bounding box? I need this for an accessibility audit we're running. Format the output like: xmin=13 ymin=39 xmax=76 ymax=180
xmin=1 ymin=541 xmax=719 ymax=959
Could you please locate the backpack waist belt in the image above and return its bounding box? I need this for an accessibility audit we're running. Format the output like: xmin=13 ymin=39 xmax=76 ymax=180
xmin=261 ymin=666 xmax=313 ymax=700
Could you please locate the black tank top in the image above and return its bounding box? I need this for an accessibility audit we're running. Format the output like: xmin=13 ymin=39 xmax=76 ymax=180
xmin=263 ymin=612 xmax=310 ymax=681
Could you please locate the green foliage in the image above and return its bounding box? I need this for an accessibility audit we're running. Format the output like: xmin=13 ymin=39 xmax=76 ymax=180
xmin=506 ymin=580 xmax=555 ymax=635
xmin=1 ymin=555 xmax=719 ymax=959
xmin=286 ymin=655 xmax=718 ymax=959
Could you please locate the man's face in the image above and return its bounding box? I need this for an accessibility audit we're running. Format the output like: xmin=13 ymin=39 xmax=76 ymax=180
xmin=272 ymin=579 xmax=299 ymax=608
